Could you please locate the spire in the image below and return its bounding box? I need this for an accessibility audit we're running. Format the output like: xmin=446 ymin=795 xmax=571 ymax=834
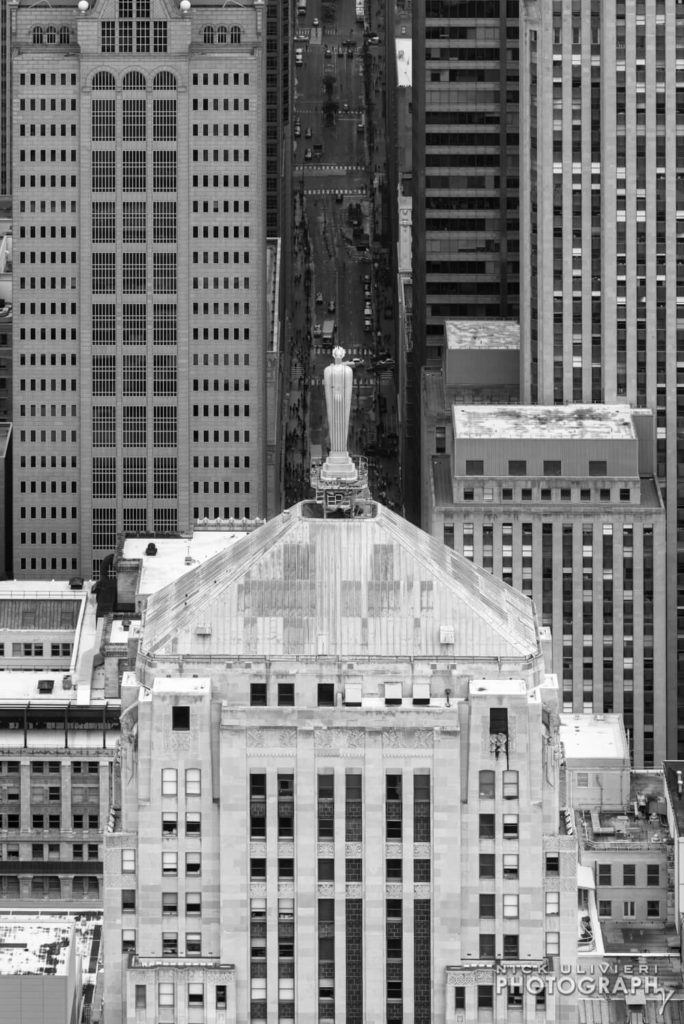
xmin=320 ymin=346 xmax=358 ymax=483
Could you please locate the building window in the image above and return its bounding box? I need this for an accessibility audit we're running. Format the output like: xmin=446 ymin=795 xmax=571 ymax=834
xmin=647 ymin=864 xmax=660 ymax=887
xmin=216 ymin=986 xmax=227 ymax=1009
xmin=598 ymin=900 xmax=612 ymax=917
xmin=479 ymin=934 xmax=495 ymax=958
xmin=479 ymin=770 xmax=495 ymax=799
xmin=647 ymin=901 xmax=660 ymax=918
xmin=543 ymin=460 xmax=561 ymax=475
xmin=135 ymin=986 xmax=146 ymax=1009
xmin=454 ymin=987 xmax=465 ymax=1010
xmin=508 ymin=460 xmax=527 ymax=475
xmin=623 ymin=864 xmax=636 ymax=887
xmin=477 ymin=986 xmax=493 ymax=1009
xmin=503 ymin=934 xmax=519 ymax=959
xmin=92 ymin=151 xmax=115 ymax=192
xmin=158 ymin=983 xmax=174 ymax=1008
xmin=479 ymin=854 xmax=495 ymax=878
xmin=576 ymin=772 xmax=589 ymax=787
xmin=589 ymin=460 xmax=607 ymax=476
xmin=545 ymin=932 xmax=560 ymax=955
xmin=597 ymin=864 xmax=611 ymax=886
xmin=121 ymin=849 xmax=135 ymax=873
xmin=161 ymin=768 xmax=177 ymax=796
xmin=503 ymin=854 xmax=518 ymax=879
xmin=502 ymin=770 xmax=518 ymax=799
xmin=162 ymin=852 xmax=177 ymax=876
xmin=162 ymin=812 xmax=177 ymax=836
xmin=435 ymin=425 xmax=446 ymax=454
xmin=386 ymin=774 xmax=402 ymax=840
xmin=623 ymin=901 xmax=636 ymax=919
xmin=465 ymin=459 xmax=484 ymax=476
xmin=545 ymin=892 xmax=560 ymax=915
xmin=186 ymin=813 xmax=201 ymax=836
xmin=162 ymin=892 xmax=178 ymax=915
xmin=479 ymin=814 xmax=495 ymax=839
xmin=479 ymin=894 xmax=495 ymax=919
xmin=121 ymin=929 xmax=136 ymax=952
xmin=502 ymin=814 xmax=518 ymax=838
xmin=503 ymin=894 xmax=518 ymax=918
xmin=185 ymin=769 xmax=201 ymax=797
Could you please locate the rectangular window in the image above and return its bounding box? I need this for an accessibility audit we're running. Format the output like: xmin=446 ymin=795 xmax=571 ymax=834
xmin=623 ymin=864 xmax=636 ymax=886
xmin=92 ymin=252 xmax=116 ymax=293
xmin=153 ymin=150 xmax=177 ymax=191
xmin=186 ymin=812 xmax=201 ymax=836
xmin=153 ymin=98 xmax=177 ymax=140
xmin=123 ymin=252 xmax=146 ymax=293
xmin=503 ymin=853 xmax=518 ymax=879
xmin=413 ymin=772 xmax=430 ymax=842
xmin=185 ymin=769 xmax=201 ymax=796
xmin=466 ymin=459 xmax=484 ymax=476
xmin=479 ymin=933 xmax=495 ymax=958
xmin=503 ymin=894 xmax=518 ymax=918
xmin=92 ymin=151 xmax=115 ymax=191
xmin=479 ymin=853 xmax=495 ymax=878
xmin=92 ymin=201 xmax=116 ymax=242
xmin=93 ymin=303 xmax=116 ymax=344
xmin=386 ymin=774 xmax=402 ymax=840
xmin=92 ymin=355 xmax=116 ymax=396
xmin=122 ymin=354 xmax=146 ymax=396
xmin=589 ymin=460 xmax=607 ymax=476
xmin=623 ymin=901 xmax=635 ymax=918
xmin=158 ymin=983 xmax=174 ymax=1008
xmin=161 ymin=768 xmax=177 ymax=796
xmin=123 ymin=98 xmax=146 ymax=140
xmin=502 ymin=814 xmax=518 ymax=838
xmin=153 ymin=252 xmax=177 ymax=293
xmin=543 ymin=460 xmax=561 ymax=475
xmin=479 ymin=770 xmax=495 ymax=798
xmin=598 ymin=900 xmax=612 ymax=917
xmin=153 ymin=201 xmax=177 ymax=243
xmin=123 ymin=303 xmax=146 ymax=344
xmin=545 ymin=931 xmax=560 ymax=955
xmin=123 ymin=201 xmax=146 ymax=243
xmin=479 ymin=894 xmax=495 ymax=919
xmin=153 ymin=406 xmax=177 ymax=447
xmin=647 ymin=900 xmax=660 ymax=918
xmin=477 ymin=985 xmax=493 ymax=1009
xmin=508 ymin=460 xmax=527 ymax=475
xmin=121 ymin=849 xmax=135 ymax=873
xmin=502 ymin=770 xmax=518 ymax=799
xmin=153 ymin=303 xmax=177 ymax=343
xmin=162 ymin=852 xmax=177 ymax=876
xmin=454 ymin=987 xmax=465 ymax=1010
xmin=122 ymin=928 xmax=136 ymax=952
xmin=545 ymin=892 xmax=560 ymax=915
xmin=162 ymin=812 xmax=177 ymax=836
xmin=647 ymin=864 xmax=660 ymax=886
xmin=135 ymin=985 xmax=146 ymax=1009
xmin=162 ymin=891 xmax=178 ymax=915
xmin=123 ymin=150 xmax=146 ymax=191
xmin=479 ymin=814 xmax=495 ymax=839
xmin=503 ymin=934 xmax=519 ymax=959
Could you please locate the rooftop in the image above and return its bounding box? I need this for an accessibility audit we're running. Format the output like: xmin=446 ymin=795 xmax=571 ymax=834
xmin=663 ymin=761 xmax=684 ymax=835
xmin=120 ymin=530 xmax=249 ymax=602
xmin=452 ymin=404 xmax=635 ymax=440
xmin=0 ymin=917 xmax=73 ymax=976
xmin=576 ymin=804 xmax=669 ymax=852
xmin=395 ymin=38 xmax=412 ymax=88
xmin=559 ymin=713 xmax=629 ymax=766
xmin=141 ymin=500 xmax=540 ymax=663
xmin=445 ymin=319 xmax=520 ymax=351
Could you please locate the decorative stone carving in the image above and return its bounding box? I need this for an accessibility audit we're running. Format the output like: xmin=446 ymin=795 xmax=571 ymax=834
xmin=278 ymin=842 xmax=295 ymax=859
xmin=413 ymin=843 xmax=431 ymax=859
xmin=385 ymin=843 xmax=403 ymax=859
xmin=447 ymin=969 xmax=494 ymax=986
xmin=278 ymin=882 xmax=295 ymax=896
xmin=318 ymin=882 xmax=335 ymax=897
xmin=314 ymin=729 xmax=365 ymax=751
xmin=383 ymin=728 xmax=433 ymax=749
xmin=345 ymin=843 xmax=362 ymax=858
xmin=413 ymin=883 xmax=431 ymax=898
xmin=250 ymin=842 xmax=267 ymax=858
xmin=250 ymin=882 xmax=267 ymax=898
xmin=162 ymin=731 xmax=192 ymax=753
xmin=247 ymin=728 xmax=297 ymax=748
xmin=385 ymin=883 xmax=403 ymax=898
xmin=345 ymin=883 xmax=363 ymax=898
xmin=317 ymin=842 xmax=335 ymax=858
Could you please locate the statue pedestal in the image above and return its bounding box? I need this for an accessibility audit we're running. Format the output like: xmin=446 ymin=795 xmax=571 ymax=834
xmin=320 ymin=453 xmax=358 ymax=483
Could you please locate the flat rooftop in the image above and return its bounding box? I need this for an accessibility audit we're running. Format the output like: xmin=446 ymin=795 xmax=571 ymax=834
xmin=0 ymin=918 xmax=73 ymax=976
xmin=469 ymin=678 xmax=528 ymax=698
xmin=445 ymin=319 xmax=520 ymax=351
xmin=560 ymin=713 xmax=629 ymax=766
xmin=395 ymin=37 xmax=412 ymax=88
xmin=453 ymin=404 xmax=635 ymax=440
xmin=121 ymin=531 xmax=247 ymax=599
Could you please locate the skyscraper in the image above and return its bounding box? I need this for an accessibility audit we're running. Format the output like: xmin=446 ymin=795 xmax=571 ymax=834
xmin=409 ymin=0 xmax=520 ymax=521
xmin=12 ymin=0 xmax=268 ymax=579
xmin=519 ymin=0 xmax=684 ymax=755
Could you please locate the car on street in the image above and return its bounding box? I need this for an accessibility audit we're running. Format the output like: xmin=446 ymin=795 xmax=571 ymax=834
xmin=304 ymin=147 xmax=313 ymax=160
xmin=305 ymin=126 xmax=312 ymax=138
xmin=324 ymin=46 xmax=332 ymax=57
xmin=295 ymin=47 xmax=303 ymax=65
xmin=294 ymin=122 xmax=301 ymax=137
xmin=363 ymin=274 xmax=371 ymax=284
xmin=364 ymin=283 xmax=371 ymax=297
xmin=313 ymin=16 xmax=319 ymax=26
xmin=364 ymin=318 xmax=372 ymax=332
xmin=313 ymin=323 xmax=322 ymax=338
xmin=328 ymin=299 xmax=336 ymax=313
xmin=368 ymin=33 xmax=380 ymax=44
xmin=363 ymin=303 xmax=372 ymax=316
xmin=316 ymin=291 xmax=324 ymax=304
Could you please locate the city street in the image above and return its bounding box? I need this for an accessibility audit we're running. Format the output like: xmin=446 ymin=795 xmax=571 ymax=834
xmin=283 ymin=0 xmax=402 ymax=510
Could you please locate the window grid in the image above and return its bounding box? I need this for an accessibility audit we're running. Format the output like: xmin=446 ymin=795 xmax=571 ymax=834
xmin=153 ymin=457 xmax=177 ymax=498
xmin=123 ymin=406 xmax=146 ymax=447
xmin=123 ymin=457 xmax=147 ymax=498
xmin=93 ymin=303 xmax=116 ymax=344
xmin=123 ymin=354 xmax=147 ymax=396
xmin=123 ymin=202 xmax=146 ymax=243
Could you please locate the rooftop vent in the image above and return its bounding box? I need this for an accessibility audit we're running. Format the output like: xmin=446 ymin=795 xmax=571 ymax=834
xmin=121 ymin=618 xmax=131 ymax=632
xmin=38 ymin=678 xmax=54 ymax=694
xmin=384 ymin=681 xmax=402 ymax=707
xmin=412 ymin=682 xmax=430 ymax=706
xmin=344 ymin=682 xmax=362 ymax=707
xmin=62 ymin=674 xmax=72 ymax=690
xmin=195 ymin=625 xmax=212 ymax=637
xmin=68 ymin=575 xmax=84 ymax=590
xmin=145 ymin=542 xmax=158 ymax=556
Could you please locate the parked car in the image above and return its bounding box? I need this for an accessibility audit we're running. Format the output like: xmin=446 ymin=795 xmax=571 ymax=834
xmin=363 ymin=274 xmax=371 ymax=284
xmin=304 ymin=148 xmax=313 ymax=160
xmin=328 ymin=299 xmax=336 ymax=313
xmin=294 ymin=123 xmax=301 ymax=137
xmin=313 ymin=16 xmax=319 ymax=26
xmin=313 ymin=323 xmax=322 ymax=338
xmin=364 ymin=318 xmax=372 ymax=332
xmin=324 ymin=46 xmax=332 ymax=58
xmin=316 ymin=291 xmax=324 ymax=304
xmin=363 ymin=303 xmax=372 ymax=317
xmin=305 ymin=126 xmax=312 ymax=139
xmin=295 ymin=47 xmax=303 ymax=65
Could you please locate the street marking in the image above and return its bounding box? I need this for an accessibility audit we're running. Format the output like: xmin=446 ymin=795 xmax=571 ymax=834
xmin=295 ymin=164 xmax=366 ymax=172
xmin=303 ymin=187 xmax=367 ymax=196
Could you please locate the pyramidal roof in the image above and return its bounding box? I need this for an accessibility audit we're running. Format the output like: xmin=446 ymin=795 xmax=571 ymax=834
xmin=140 ymin=502 xmax=539 ymax=661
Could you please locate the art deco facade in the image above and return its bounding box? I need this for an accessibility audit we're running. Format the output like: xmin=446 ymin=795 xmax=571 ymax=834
xmin=519 ymin=0 xmax=684 ymax=755
xmin=11 ymin=0 xmax=268 ymax=580
xmin=422 ymin=398 xmax=667 ymax=768
xmin=103 ymin=499 xmax=579 ymax=1023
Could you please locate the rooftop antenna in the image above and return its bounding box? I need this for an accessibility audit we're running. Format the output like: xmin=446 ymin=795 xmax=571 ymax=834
xmin=310 ymin=347 xmax=371 ymax=516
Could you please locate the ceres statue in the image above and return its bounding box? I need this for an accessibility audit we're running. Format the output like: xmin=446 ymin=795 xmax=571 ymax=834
xmin=320 ymin=347 xmax=358 ymax=483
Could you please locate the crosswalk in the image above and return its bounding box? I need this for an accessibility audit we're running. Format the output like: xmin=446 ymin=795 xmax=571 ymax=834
xmin=311 ymin=346 xmax=374 ymax=356
xmin=295 ymin=164 xmax=365 ymax=173
xmin=304 ymin=187 xmax=367 ymax=196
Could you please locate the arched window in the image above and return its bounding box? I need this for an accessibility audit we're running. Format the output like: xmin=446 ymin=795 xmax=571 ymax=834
xmin=31 ymin=26 xmax=44 ymax=44
xmin=93 ymin=71 xmax=116 ymax=90
xmin=59 ymin=27 xmax=70 ymax=44
xmin=203 ymin=26 xmax=214 ymax=43
xmin=45 ymin=26 xmax=57 ymax=44
xmin=122 ymin=71 xmax=146 ymax=90
xmin=230 ymin=25 xmax=241 ymax=44
xmin=216 ymin=26 xmax=227 ymax=43
xmin=153 ymin=71 xmax=177 ymax=91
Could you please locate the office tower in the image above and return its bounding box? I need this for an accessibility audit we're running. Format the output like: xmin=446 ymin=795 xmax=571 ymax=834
xmin=103 ymin=495 xmax=578 ymax=1023
xmin=408 ymin=0 xmax=519 ymax=521
xmin=265 ymin=0 xmax=292 ymax=240
xmin=0 ymin=0 xmax=11 ymax=199
xmin=12 ymin=0 xmax=268 ymax=580
xmin=519 ymin=0 xmax=683 ymax=755
xmin=422 ymin=397 xmax=667 ymax=767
